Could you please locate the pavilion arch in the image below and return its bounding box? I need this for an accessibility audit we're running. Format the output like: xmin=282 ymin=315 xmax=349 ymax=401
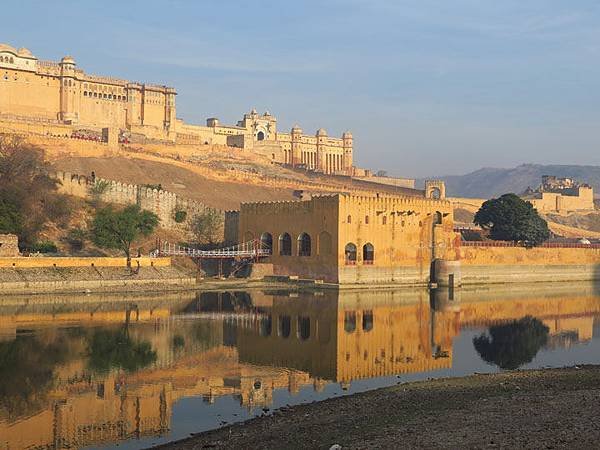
xmin=363 ymin=243 xmax=374 ymax=264
xmin=362 ymin=310 xmax=374 ymax=332
xmin=260 ymin=232 xmax=273 ymax=255
xmin=318 ymin=231 xmax=332 ymax=256
xmin=344 ymin=311 xmax=357 ymax=333
xmin=278 ymin=315 xmax=291 ymax=338
xmin=345 ymin=243 xmax=357 ymax=264
xmin=260 ymin=315 xmax=272 ymax=336
xmin=297 ymin=316 xmax=310 ymax=340
xmin=298 ymin=232 xmax=312 ymax=257
xmin=279 ymin=233 xmax=292 ymax=256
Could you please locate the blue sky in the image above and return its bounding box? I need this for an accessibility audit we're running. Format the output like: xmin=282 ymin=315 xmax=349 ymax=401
xmin=5 ymin=0 xmax=600 ymax=176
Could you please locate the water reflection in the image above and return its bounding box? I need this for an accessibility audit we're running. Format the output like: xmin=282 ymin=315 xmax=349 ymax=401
xmin=473 ymin=316 xmax=549 ymax=370
xmin=0 ymin=285 xmax=599 ymax=449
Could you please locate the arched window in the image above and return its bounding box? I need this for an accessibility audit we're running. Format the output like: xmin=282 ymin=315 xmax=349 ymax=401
xmin=297 ymin=316 xmax=310 ymax=340
xmin=362 ymin=310 xmax=374 ymax=332
xmin=345 ymin=243 xmax=357 ymax=265
xmin=319 ymin=231 xmax=332 ymax=256
xmin=382 ymin=216 xmax=387 ymax=225
xmin=260 ymin=232 xmax=273 ymax=255
xmin=279 ymin=233 xmax=292 ymax=256
xmin=430 ymin=187 xmax=441 ymax=199
xmin=363 ymin=243 xmax=374 ymax=264
xmin=257 ymin=131 xmax=265 ymax=141
xmin=278 ymin=315 xmax=291 ymax=338
xmin=365 ymin=215 xmax=370 ymax=224
xmin=434 ymin=211 xmax=443 ymax=225
xmin=347 ymin=215 xmax=352 ymax=224
xmin=298 ymin=233 xmax=311 ymax=257
xmin=344 ymin=311 xmax=356 ymax=333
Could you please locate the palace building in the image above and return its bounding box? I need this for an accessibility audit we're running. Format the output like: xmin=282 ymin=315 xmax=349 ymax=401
xmin=0 ymin=43 xmax=355 ymax=175
xmin=237 ymin=189 xmax=457 ymax=284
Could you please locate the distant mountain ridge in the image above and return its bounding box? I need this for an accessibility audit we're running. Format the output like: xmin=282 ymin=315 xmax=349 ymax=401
xmin=418 ymin=164 xmax=600 ymax=199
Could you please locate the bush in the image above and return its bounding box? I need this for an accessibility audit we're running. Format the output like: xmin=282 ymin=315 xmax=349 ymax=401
xmin=191 ymin=208 xmax=223 ymax=244
xmin=173 ymin=209 xmax=187 ymax=223
xmin=143 ymin=183 xmax=162 ymax=191
xmin=29 ymin=241 xmax=58 ymax=253
xmin=89 ymin=179 xmax=110 ymax=196
xmin=67 ymin=227 xmax=87 ymax=251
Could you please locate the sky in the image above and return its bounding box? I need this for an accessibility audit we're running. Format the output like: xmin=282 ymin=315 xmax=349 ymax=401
xmin=4 ymin=0 xmax=600 ymax=177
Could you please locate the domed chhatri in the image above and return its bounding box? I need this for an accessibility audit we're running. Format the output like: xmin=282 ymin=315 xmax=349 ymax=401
xmin=17 ymin=47 xmax=34 ymax=57
xmin=60 ymin=55 xmax=76 ymax=65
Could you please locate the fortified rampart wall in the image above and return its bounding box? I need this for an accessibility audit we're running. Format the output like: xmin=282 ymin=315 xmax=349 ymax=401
xmin=456 ymin=245 xmax=600 ymax=285
xmin=54 ymin=171 xmax=225 ymax=238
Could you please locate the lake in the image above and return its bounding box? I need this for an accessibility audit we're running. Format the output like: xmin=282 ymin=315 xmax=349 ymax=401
xmin=1 ymin=283 xmax=600 ymax=449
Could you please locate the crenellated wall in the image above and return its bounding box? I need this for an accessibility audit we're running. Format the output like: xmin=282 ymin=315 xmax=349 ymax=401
xmin=53 ymin=171 xmax=225 ymax=238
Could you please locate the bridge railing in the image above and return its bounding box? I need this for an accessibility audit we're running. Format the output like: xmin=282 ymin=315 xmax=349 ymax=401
xmin=152 ymin=239 xmax=271 ymax=259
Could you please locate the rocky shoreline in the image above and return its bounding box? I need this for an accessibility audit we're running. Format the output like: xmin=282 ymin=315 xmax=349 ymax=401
xmin=154 ymin=366 xmax=600 ymax=449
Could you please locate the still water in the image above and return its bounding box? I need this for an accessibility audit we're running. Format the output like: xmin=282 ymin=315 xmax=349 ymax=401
xmin=2 ymin=283 xmax=600 ymax=449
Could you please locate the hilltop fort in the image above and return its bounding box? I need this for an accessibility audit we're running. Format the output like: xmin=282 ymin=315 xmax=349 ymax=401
xmin=0 ymin=43 xmax=371 ymax=178
xmin=522 ymin=175 xmax=594 ymax=213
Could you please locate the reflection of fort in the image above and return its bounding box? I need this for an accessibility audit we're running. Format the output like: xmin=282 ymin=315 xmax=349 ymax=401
xmin=1 ymin=285 xmax=600 ymax=449
xmin=235 ymin=290 xmax=457 ymax=383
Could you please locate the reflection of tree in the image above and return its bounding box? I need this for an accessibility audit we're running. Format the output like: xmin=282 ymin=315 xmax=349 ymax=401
xmin=87 ymin=327 xmax=156 ymax=374
xmin=473 ymin=316 xmax=549 ymax=370
xmin=0 ymin=334 xmax=69 ymax=418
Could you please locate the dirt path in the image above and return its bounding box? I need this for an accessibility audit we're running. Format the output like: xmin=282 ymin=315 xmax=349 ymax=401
xmin=154 ymin=366 xmax=600 ymax=449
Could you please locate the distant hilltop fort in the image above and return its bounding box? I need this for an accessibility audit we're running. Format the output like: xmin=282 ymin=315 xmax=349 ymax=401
xmin=522 ymin=176 xmax=594 ymax=213
xmin=0 ymin=43 xmax=389 ymax=180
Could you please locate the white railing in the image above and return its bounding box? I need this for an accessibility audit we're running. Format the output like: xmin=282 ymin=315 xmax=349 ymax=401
xmin=152 ymin=239 xmax=271 ymax=259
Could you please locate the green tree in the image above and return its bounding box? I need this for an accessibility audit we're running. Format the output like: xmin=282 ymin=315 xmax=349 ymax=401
xmin=474 ymin=193 xmax=550 ymax=245
xmin=90 ymin=204 xmax=159 ymax=262
xmin=473 ymin=316 xmax=549 ymax=370
xmin=191 ymin=208 xmax=223 ymax=244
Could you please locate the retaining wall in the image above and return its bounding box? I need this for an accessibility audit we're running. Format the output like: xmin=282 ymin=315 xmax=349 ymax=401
xmin=0 ymin=256 xmax=171 ymax=268
xmin=458 ymin=246 xmax=600 ymax=285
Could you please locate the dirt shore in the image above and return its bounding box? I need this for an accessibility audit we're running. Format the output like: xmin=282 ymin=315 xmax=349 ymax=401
xmin=154 ymin=366 xmax=600 ymax=449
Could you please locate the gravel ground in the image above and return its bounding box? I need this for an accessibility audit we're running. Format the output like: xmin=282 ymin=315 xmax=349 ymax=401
xmin=153 ymin=366 xmax=600 ymax=449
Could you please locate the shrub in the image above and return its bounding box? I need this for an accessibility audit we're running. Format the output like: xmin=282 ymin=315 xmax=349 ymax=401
xmin=173 ymin=209 xmax=187 ymax=223
xmin=30 ymin=241 xmax=58 ymax=253
xmin=67 ymin=227 xmax=87 ymax=251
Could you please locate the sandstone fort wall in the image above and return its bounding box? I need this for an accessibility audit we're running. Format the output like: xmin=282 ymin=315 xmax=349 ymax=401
xmin=54 ymin=171 xmax=225 ymax=239
xmin=457 ymin=245 xmax=600 ymax=285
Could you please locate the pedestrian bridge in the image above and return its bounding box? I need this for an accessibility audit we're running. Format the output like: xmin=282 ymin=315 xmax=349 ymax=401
xmin=152 ymin=239 xmax=271 ymax=259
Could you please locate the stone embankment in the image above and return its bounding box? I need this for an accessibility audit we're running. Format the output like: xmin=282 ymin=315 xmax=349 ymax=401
xmin=155 ymin=366 xmax=600 ymax=450
xmin=0 ymin=257 xmax=196 ymax=294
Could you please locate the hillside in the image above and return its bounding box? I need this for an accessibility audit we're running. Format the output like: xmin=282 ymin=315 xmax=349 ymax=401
xmin=419 ymin=164 xmax=600 ymax=198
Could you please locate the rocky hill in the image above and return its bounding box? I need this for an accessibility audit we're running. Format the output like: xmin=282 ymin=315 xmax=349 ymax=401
xmin=419 ymin=164 xmax=600 ymax=198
